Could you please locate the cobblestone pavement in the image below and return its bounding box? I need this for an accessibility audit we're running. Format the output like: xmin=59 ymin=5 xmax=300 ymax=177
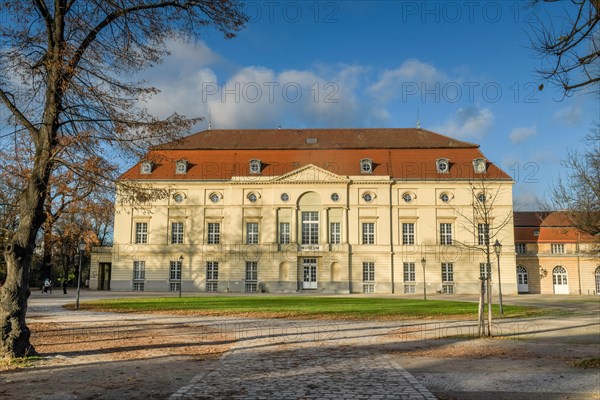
xmin=170 ymin=320 xmax=437 ymax=400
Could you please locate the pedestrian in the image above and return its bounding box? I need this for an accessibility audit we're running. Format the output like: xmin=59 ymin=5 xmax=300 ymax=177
xmin=62 ymin=279 xmax=68 ymax=294
xmin=85 ymin=278 xmax=89 ymax=289
xmin=43 ymin=278 xmax=51 ymax=294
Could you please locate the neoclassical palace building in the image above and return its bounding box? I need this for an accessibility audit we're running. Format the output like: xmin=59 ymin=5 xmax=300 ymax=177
xmin=92 ymin=128 xmax=519 ymax=294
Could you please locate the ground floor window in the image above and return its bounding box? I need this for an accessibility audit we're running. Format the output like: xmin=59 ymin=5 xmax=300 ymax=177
xmin=403 ymin=284 xmax=416 ymax=294
xmin=132 ymin=260 xmax=145 ymax=291
xmin=133 ymin=282 xmax=145 ymax=292
xmin=169 ymin=283 xmax=180 ymax=292
xmin=245 ymin=261 xmax=258 ymax=292
xmin=441 ymin=262 xmax=454 ymax=282
xmin=403 ymin=262 xmax=415 ymax=282
xmin=480 ymin=263 xmax=491 ymax=279
xmin=441 ymin=284 xmax=454 ymax=294
xmin=363 ymin=262 xmax=375 ymax=293
xmin=207 ymin=261 xmax=218 ymax=292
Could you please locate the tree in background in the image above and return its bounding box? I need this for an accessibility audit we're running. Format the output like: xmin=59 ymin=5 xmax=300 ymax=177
xmin=549 ymin=123 xmax=600 ymax=253
xmin=0 ymin=0 xmax=247 ymax=358
xmin=529 ymin=0 xmax=600 ymax=94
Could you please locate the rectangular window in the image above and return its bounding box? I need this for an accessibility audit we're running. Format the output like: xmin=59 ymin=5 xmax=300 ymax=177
xmin=442 ymin=284 xmax=454 ymax=294
xmin=515 ymin=243 xmax=526 ymax=254
xmin=403 ymin=262 xmax=416 ymax=282
xmin=402 ymin=223 xmax=415 ymax=245
xmin=169 ymin=260 xmax=182 ymax=281
xmin=480 ymin=262 xmax=491 ymax=279
xmin=363 ymin=262 xmax=375 ymax=282
xmin=169 ymin=282 xmax=180 ymax=292
xmin=551 ymin=243 xmax=565 ymax=254
xmin=279 ymin=222 xmax=290 ymax=244
xmin=301 ymin=211 xmax=319 ymax=245
xmin=330 ymin=222 xmax=341 ymax=244
xmin=135 ymin=222 xmax=148 ymax=244
xmin=404 ymin=284 xmax=416 ymax=294
xmin=441 ymin=262 xmax=454 ymax=282
xmin=477 ymin=223 xmax=490 ymax=246
xmin=245 ymin=261 xmax=257 ymax=292
xmin=171 ymin=222 xmax=184 ymax=244
xmin=440 ymin=223 xmax=452 ymax=245
xmin=133 ymin=282 xmax=145 ymax=292
xmin=362 ymin=222 xmax=375 ymax=245
xmin=133 ymin=261 xmax=145 ymax=280
xmin=363 ymin=283 xmax=375 ymax=293
xmin=246 ymin=222 xmax=259 ymax=244
xmin=207 ymin=223 xmax=220 ymax=244
xmin=206 ymin=261 xmax=218 ymax=292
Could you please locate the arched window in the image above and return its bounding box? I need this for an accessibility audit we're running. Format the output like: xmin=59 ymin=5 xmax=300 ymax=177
xmin=552 ymin=266 xmax=569 ymax=294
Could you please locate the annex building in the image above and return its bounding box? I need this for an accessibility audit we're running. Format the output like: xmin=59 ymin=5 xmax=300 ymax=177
xmin=93 ymin=128 xmax=519 ymax=295
xmin=514 ymin=211 xmax=599 ymax=295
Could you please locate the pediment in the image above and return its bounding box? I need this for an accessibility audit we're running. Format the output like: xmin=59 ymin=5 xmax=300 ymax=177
xmin=271 ymin=164 xmax=349 ymax=184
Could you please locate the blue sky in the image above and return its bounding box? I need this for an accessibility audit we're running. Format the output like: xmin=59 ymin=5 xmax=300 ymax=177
xmin=139 ymin=1 xmax=598 ymax=210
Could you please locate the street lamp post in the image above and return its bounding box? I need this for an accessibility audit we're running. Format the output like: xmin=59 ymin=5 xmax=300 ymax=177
xmin=421 ymin=257 xmax=427 ymax=300
xmin=75 ymin=240 xmax=85 ymax=310
xmin=178 ymin=255 xmax=183 ymax=298
xmin=493 ymin=239 xmax=503 ymax=315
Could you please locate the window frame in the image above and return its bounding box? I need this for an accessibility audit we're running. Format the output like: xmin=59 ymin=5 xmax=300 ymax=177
xmin=301 ymin=211 xmax=319 ymax=245
xmin=279 ymin=222 xmax=290 ymax=244
xmin=246 ymin=222 xmax=259 ymax=245
xmin=403 ymin=262 xmax=416 ymax=282
xmin=402 ymin=223 xmax=415 ymax=245
xmin=171 ymin=221 xmax=184 ymax=244
xmin=440 ymin=223 xmax=453 ymax=245
xmin=330 ymin=222 xmax=341 ymax=245
xmin=207 ymin=222 xmax=221 ymax=245
xmin=135 ymin=222 xmax=148 ymax=244
xmin=477 ymin=223 xmax=490 ymax=246
xmin=362 ymin=262 xmax=375 ymax=282
xmin=362 ymin=222 xmax=375 ymax=245
xmin=441 ymin=262 xmax=454 ymax=282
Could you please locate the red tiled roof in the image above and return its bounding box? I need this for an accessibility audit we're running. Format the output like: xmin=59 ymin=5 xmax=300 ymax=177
xmin=120 ymin=129 xmax=512 ymax=181
xmin=155 ymin=128 xmax=480 ymax=150
xmin=514 ymin=211 xmax=594 ymax=242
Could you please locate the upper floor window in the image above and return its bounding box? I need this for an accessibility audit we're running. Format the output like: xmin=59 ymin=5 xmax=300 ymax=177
xmin=360 ymin=158 xmax=373 ymax=174
xmin=246 ymin=222 xmax=259 ymax=244
xmin=473 ymin=158 xmax=487 ymax=174
xmin=362 ymin=222 xmax=375 ymax=245
xmin=133 ymin=260 xmax=146 ymax=280
xmin=551 ymin=243 xmax=565 ymax=254
xmin=176 ymin=159 xmax=188 ymax=174
xmin=249 ymin=159 xmax=262 ymax=174
xmin=516 ymin=243 xmax=526 ymax=254
xmin=301 ymin=211 xmax=319 ymax=245
xmin=207 ymin=222 xmax=220 ymax=244
xmin=171 ymin=222 xmax=184 ymax=244
xmin=279 ymin=222 xmax=290 ymax=244
xmin=436 ymin=158 xmax=449 ymax=173
xmin=330 ymin=222 xmax=341 ymax=245
xmin=440 ymin=193 xmax=450 ymax=203
xmin=441 ymin=262 xmax=454 ymax=282
xmin=440 ymin=223 xmax=452 ymax=245
xmin=402 ymin=223 xmax=415 ymax=245
xmin=477 ymin=193 xmax=487 ymax=203
xmin=141 ymin=161 xmax=152 ymax=174
xmin=135 ymin=222 xmax=148 ymax=244
xmin=477 ymin=223 xmax=490 ymax=246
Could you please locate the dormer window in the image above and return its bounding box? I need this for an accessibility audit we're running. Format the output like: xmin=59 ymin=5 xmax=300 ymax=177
xmin=436 ymin=158 xmax=449 ymax=174
xmin=360 ymin=158 xmax=373 ymax=174
xmin=473 ymin=158 xmax=487 ymax=174
xmin=249 ymin=159 xmax=262 ymax=174
xmin=176 ymin=160 xmax=188 ymax=174
xmin=141 ymin=161 xmax=152 ymax=174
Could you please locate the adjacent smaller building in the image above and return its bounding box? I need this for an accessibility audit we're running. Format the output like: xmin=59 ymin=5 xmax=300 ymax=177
xmin=514 ymin=211 xmax=599 ymax=295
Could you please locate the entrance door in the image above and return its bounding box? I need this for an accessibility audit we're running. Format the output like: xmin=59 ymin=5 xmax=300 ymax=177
xmin=302 ymin=258 xmax=317 ymax=289
xmin=99 ymin=263 xmax=111 ymax=290
xmin=516 ymin=266 xmax=529 ymax=293
xmin=552 ymin=266 xmax=569 ymax=294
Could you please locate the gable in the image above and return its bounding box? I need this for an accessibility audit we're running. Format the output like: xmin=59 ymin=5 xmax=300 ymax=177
xmin=271 ymin=164 xmax=349 ymax=184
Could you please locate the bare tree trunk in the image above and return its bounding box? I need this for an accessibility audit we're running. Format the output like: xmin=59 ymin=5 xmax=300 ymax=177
xmin=478 ymin=277 xmax=485 ymax=337
xmin=486 ymin=268 xmax=493 ymax=337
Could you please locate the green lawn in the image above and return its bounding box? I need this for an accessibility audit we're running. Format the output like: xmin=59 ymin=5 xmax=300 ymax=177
xmin=80 ymin=296 xmax=546 ymax=320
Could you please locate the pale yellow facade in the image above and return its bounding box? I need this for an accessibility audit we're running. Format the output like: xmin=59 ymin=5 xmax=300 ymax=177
xmin=105 ymin=164 xmax=518 ymax=295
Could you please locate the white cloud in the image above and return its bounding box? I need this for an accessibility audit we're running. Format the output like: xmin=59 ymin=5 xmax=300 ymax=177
xmin=432 ymin=107 xmax=494 ymax=139
xmin=553 ymin=104 xmax=583 ymax=125
xmin=509 ymin=126 xmax=537 ymax=144
xmin=368 ymin=59 xmax=446 ymax=102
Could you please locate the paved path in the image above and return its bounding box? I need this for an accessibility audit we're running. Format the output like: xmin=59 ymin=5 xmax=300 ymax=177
xmin=170 ymin=320 xmax=436 ymax=400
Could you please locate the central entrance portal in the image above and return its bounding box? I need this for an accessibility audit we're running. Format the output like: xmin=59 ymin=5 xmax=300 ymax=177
xmin=302 ymin=258 xmax=317 ymax=289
